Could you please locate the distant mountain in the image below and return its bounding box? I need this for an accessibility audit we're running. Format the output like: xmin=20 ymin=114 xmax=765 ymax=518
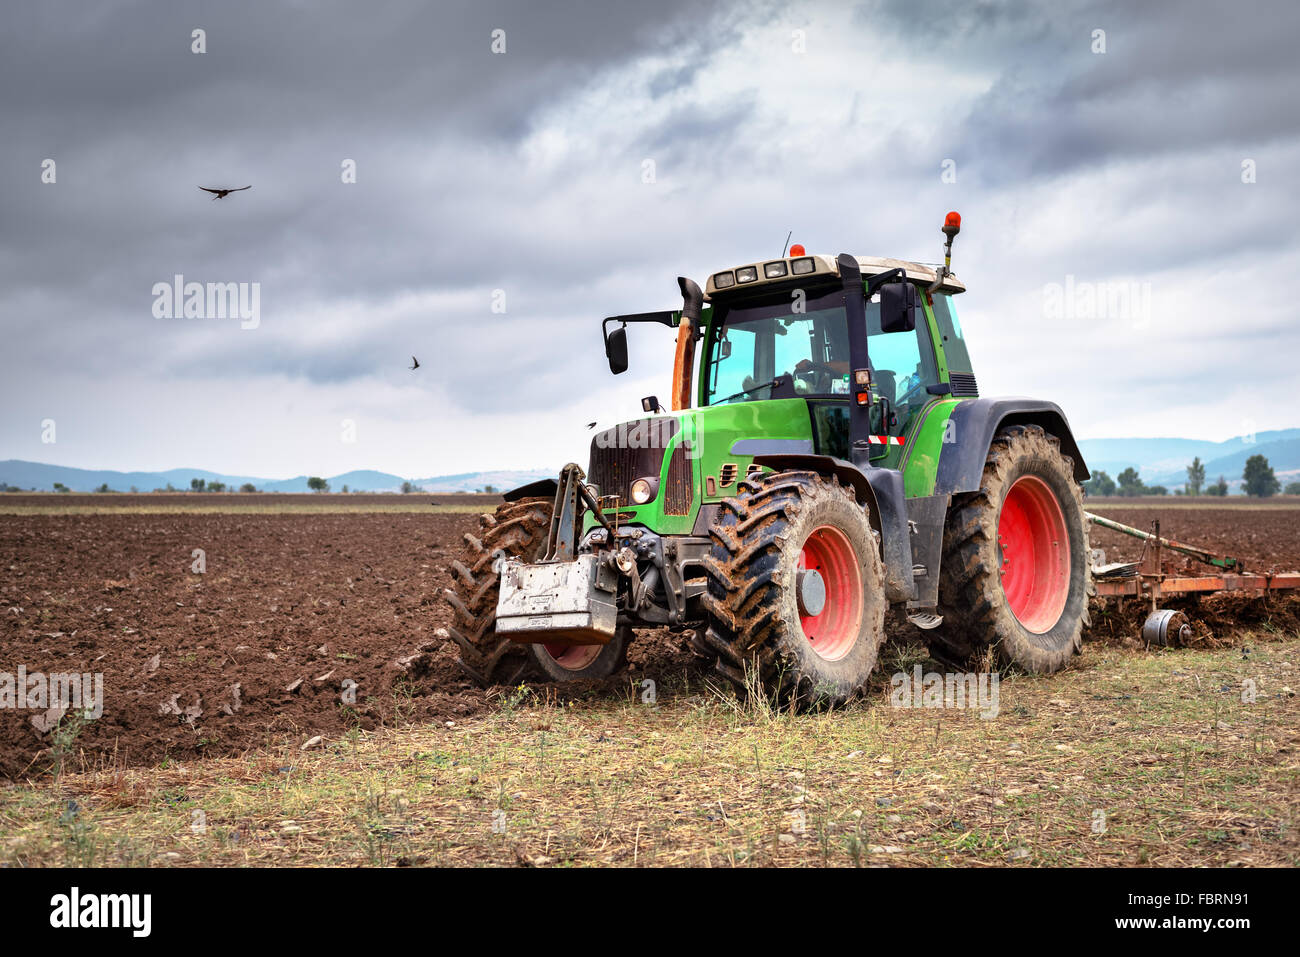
xmin=262 ymin=470 xmax=407 ymax=493
xmin=7 ymin=426 xmax=1298 ymax=496
xmin=1077 ymin=428 xmax=1300 ymax=491
xmin=0 ymin=460 xmax=555 ymax=494
xmin=1148 ymin=438 xmax=1300 ymax=490
xmin=1077 ymin=437 xmax=1229 ymax=478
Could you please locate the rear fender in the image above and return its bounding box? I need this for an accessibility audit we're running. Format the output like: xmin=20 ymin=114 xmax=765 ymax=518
xmin=502 ymin=477 xmax=559 ymax=502
xmin=935 ymin=398 xmax=1089 ymax=493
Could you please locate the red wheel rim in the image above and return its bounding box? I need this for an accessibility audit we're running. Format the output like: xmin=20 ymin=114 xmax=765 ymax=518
xmin=798 ymin=525 xmax=863 ymax=661
xmin=541 ymin=642 xmax=602 ymax=671
xmin=997 ymin=475 xmax=1071 ymax=633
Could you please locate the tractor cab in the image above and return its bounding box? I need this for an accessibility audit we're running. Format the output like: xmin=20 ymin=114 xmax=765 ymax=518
xmin=601 ymin=216 xmax=974 ymax=484
xmin=697 ymin=251 xmax=973 ymax=467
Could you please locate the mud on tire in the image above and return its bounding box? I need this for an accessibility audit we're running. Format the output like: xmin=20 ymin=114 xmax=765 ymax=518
xmin=442 ymin=498 xmax=552 ymax=685
xmin=934 ymin=424 xmax=1093 ymax=673
xmin=528 ymin=627 xmax=630 ymax=681
xmin=699 ymin=471 xmax=887 ymax=708
xmin=442 ymin=497 xmax=628 ymax=687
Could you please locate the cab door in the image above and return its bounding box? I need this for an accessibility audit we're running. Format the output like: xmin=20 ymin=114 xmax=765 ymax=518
xmin=865 ymin=292 xmax=940 ymax=465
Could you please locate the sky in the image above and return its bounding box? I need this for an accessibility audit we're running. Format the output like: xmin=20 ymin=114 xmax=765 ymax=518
xmin=2 ymin=0 xmax=1297 ymax=479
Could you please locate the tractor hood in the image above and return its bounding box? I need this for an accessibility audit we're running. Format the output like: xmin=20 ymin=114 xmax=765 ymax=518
xmin=585 ymin=399 xmax=817 ymax=533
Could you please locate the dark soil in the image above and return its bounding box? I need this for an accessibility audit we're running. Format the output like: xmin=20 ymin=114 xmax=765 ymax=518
xmin=3 ymin=500 xmax=1298 ymax=778
xmin=1085 ymin=502 xmax=1300 ymax=572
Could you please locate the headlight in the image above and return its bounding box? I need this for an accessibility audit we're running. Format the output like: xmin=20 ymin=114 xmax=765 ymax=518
xmin=713 ymin=271 xmax=736 ymax=288
xmin=630 ymin=477 xmax=658 ymax=504
xmin=763 ymin=260 xmax=788 ymax=279
xmin=735 ymin=266 xmax=758 ymax=283
xmin=791 ymin=257 xmax=815 ymax=275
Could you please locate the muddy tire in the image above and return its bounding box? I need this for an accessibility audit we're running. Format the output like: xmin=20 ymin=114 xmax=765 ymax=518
xmin=442 ymin=498 xmax=627 ymax=687
xmin=442 ymin=498 xmax=551 ymax=685
xmin=935 ymin=424 xmax=1092 ymax=673
xmin=528 ymin=627 xmax=630 ymax=681
xmin=699 ymin=471 xmax=887 ymax=708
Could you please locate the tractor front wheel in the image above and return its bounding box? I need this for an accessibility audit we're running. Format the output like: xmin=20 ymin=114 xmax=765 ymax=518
xmin=528 ymin=627 xmax=630 ymax=681
xmin=442 ymin=497 xmax=628 ymax=687
xmin=699 ymin=471 xmax=887 ymax=708
xmin=442 ymin=497 xmax=552 ymax=686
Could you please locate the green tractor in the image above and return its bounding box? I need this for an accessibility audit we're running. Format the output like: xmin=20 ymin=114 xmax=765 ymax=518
xmin=444 ymin=213 xmax=1093 ymax=706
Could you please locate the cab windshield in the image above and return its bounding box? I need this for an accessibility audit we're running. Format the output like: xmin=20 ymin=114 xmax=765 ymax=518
xmin=705 ymin=288 xmax=851 ymax=405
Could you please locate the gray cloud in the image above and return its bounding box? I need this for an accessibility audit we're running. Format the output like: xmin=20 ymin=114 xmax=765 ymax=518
xmin=2 ymin=0 xmax=1299 ymax=477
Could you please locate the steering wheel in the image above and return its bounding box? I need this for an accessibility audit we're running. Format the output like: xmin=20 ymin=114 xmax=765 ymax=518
xmin=793 ymin=360 xmax=839 ymax=383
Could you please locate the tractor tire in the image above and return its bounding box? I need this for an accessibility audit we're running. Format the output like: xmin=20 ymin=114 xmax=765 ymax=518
xmin=935 ymin=424 xmax=1093 ymax=673
xmin=528 ymin=627 xmax=630 ymax=681
xmin=699 ymin=471 xmax=887 ymax=708
xmin=442 ymin=498 xmax=552 ymax=686
xmin=441 ymin=497 xmax=627 ymax=687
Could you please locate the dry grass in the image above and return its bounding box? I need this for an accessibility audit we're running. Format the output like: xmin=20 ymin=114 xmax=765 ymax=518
xmin=3 ymin=637 xmax=1297 ymax=868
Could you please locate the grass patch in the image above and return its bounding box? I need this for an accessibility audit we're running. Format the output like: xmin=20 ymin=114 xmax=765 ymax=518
xmin=2 ymin=638 xmax=1296 ymax=867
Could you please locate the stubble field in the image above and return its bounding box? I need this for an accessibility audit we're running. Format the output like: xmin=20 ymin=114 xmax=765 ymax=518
xmin=1 ymin=494 xmax=1297 ymax=866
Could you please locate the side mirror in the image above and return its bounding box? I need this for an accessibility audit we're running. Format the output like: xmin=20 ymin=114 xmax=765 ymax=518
xmin=879 ymin=282 xmax=917 ymax=334
xmin=871 ymin=395 xmax=895 ymax=441
xmin=606 ymin=326 xmax=628 ymax=375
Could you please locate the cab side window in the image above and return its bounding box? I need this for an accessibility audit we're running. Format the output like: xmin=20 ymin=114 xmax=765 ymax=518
xmin=865 ymin=293 xmax=938 ymax=442
xmin=810 ymin=403 xmax=851 ymax=459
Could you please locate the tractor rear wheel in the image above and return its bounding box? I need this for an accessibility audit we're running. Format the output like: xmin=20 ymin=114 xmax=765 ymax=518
xmin=699 ymin=471 xmax=887 ymax=708
xmin=935 ymin=424 xmax=1092 ymax=673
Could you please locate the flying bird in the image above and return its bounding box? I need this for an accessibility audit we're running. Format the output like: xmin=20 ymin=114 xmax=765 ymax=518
xmin=409 ymin=356 xmax=420 ymax=370
xmin=586 ymin=422 xmax=597 ymax=429
xmin=198 ymin=185 xmax=252 ymax=200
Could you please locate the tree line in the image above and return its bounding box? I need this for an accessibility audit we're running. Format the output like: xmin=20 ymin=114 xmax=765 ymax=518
xmin=1084 ymin=454 xmax=1298 ymax=498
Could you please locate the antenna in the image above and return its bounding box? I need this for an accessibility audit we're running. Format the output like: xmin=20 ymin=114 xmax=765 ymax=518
xmin=780 ymin=230 xmax=792 ymax=257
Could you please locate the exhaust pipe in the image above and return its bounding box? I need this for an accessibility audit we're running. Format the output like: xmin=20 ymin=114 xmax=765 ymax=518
xmin=672 ymin=277 xmax=703 ymax=411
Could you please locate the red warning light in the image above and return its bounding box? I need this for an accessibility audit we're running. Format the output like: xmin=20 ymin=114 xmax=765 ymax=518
xmin=943 ymin=212 xmax=961 ymax=238
xmin=789 ymin=244 xmax=805 ymax=256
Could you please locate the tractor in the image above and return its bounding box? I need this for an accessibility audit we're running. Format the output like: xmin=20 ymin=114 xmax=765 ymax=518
xmin=443 ymin=213 xmax=1093 ymax=706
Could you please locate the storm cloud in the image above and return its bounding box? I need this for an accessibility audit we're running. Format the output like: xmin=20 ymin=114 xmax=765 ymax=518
xmin=2 ymin=0 xmax=1297 ymax=478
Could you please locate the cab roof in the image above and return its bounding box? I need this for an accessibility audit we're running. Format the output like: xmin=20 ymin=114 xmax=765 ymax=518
xmin=703 ymin=254 xmax=966 ymax=300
